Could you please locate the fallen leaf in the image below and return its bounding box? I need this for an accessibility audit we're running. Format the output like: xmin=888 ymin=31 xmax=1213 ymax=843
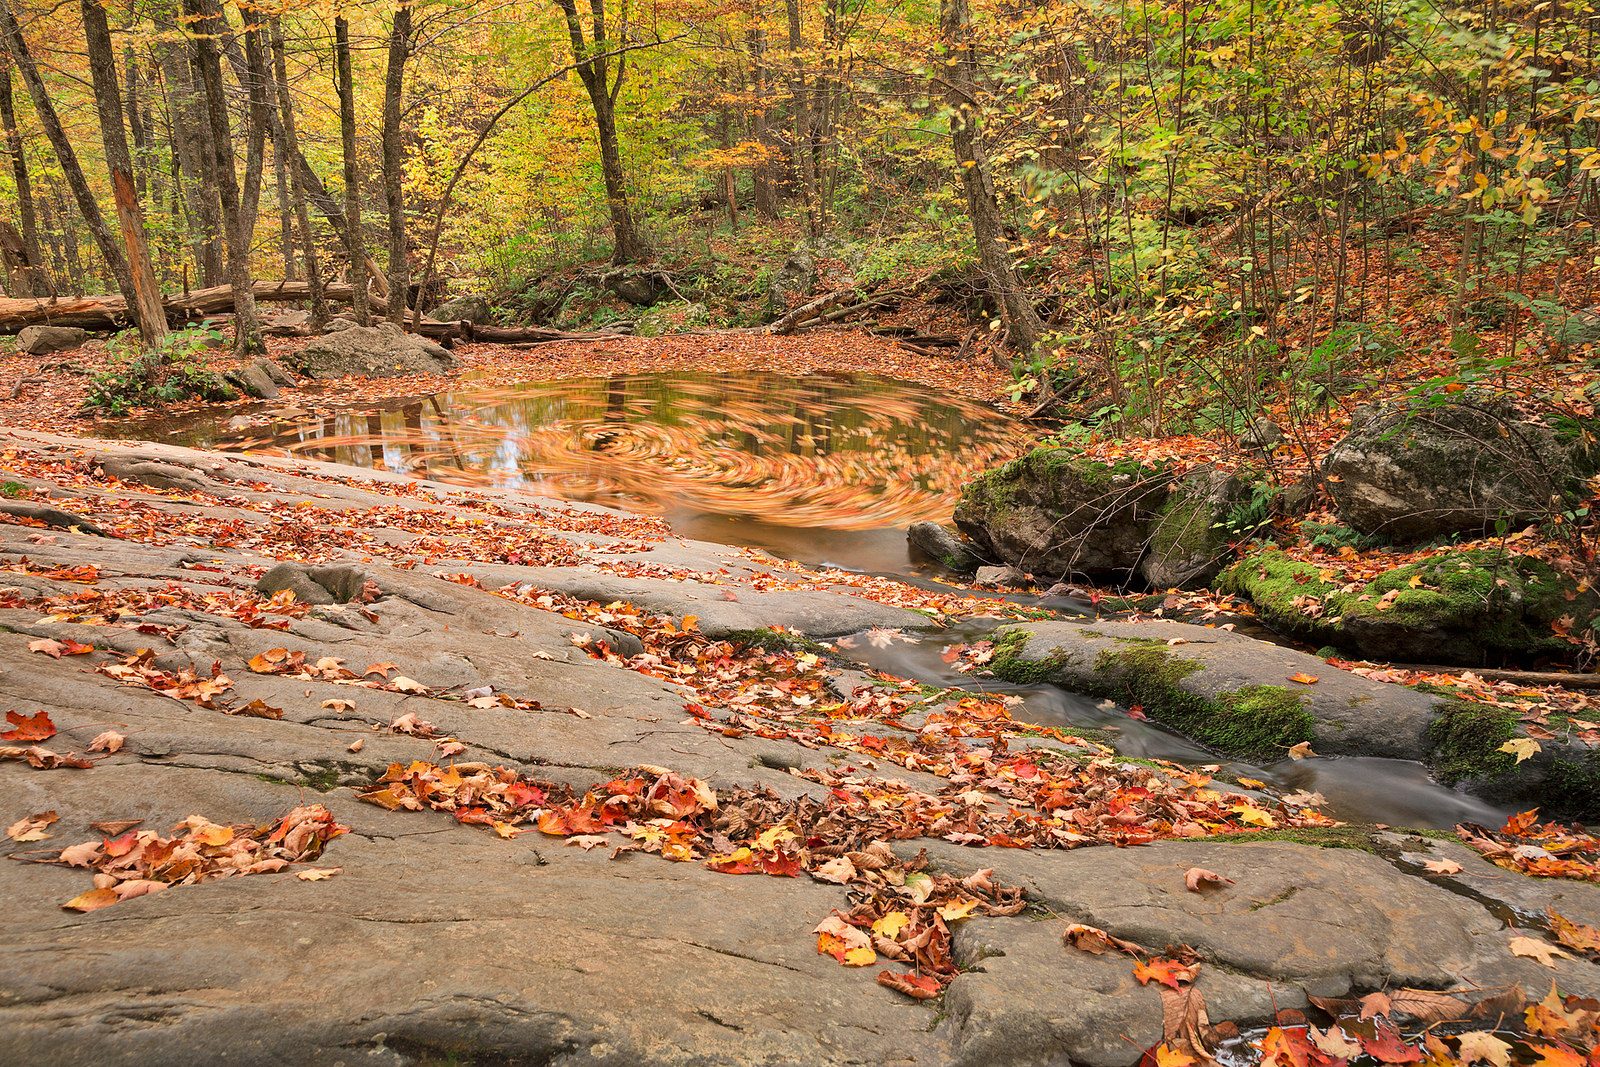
xmin=391 ymin=676 xmax=428 ymax=694
xmin=2 ymin=710 xmax=56 ymax=742
xmin=347 ymin=739 xmax=364 ymax=753
xmin=1422 ymin=857 xmax=1463 ymax=875
xmin=295 ymin=867 xmax=341 ymax=881
xmin=1135 ymin=958 xmax=1195 ymax=990
xmin=1510 ymin=935 xmax=1572 ymax=967
xmin=62 ymin=887 xmax=120 ymax=912
xmin=876 ymin=970 xmax=941 ymax=999
xmin=1453 ymin=1030 xmax=1513 ymax=1067
xmin=88 ymin=730 xmax=124 ymax=753
xmin=1307 ymin=1023 xmax=1362 ymax=1059
xmin=1288 ymin=672 xmax=1319 ymax=685
xmin=1500 ymin=737 xmax=1541 ymax=763
xmin=6 ymin=810 xmax=57 ymax=841
xmin=227 ymin=699 xmax=283 ymax=720
xmin=321 ymin=698 xmax=356 ymax=712
xmin=565 ymin=835 xmax=611 ymax=850
xmin=1184 ymin=867 xmax=1234 ymax=892
xmin=27 ymin=638 xmax=64 ymax=658
xmin=1287 ymin=741 xmax=1316 ymax=760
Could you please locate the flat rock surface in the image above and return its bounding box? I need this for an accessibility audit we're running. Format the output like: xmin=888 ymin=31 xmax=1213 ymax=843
xmin=2 ymin=428 xmax=1598 ymax=1066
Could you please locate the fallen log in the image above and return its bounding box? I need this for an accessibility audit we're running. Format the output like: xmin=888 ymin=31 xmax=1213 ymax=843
xmin=0 ymin=280 xmax=370 ymax=333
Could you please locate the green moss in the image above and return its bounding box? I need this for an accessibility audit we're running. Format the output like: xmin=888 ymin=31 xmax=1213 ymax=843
xmin=1203 ymin=825 xmax=1393 ymax=851
xmin=1544 ymin=752 xmax=1600 ymax=818
xmin=1148 ymin=489 xmax=1218 ymax=561
xmin=1426 ymin=699 xmax=1517 ymax=786
xmin=1219 ymin=547 xmax=1600 ymax=662
xmin=992 ymin=629 xmax=1314 ymax=760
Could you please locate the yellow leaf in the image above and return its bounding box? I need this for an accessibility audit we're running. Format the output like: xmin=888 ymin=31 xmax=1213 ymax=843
xmin=939 ymin=899 xmax=981 ymax=922
xmin=872 ymin=911 xmax=911 ymax=938
xmin=754 ymin=825 xmax=797 ymax=849
xmin=842 ymin=945 xmax=877 ymax=966
xmin=1288 ymin=672 xmax=1319 ymax=685
xmin=1232 ymin=803 xmax=1276 ymax=828
xmin=1500 ymin=738 xmax=1541 ymax=763
xmin=391 ymin=676 xmax=428 ymax=694
xmin=63 ymin=887 xmax=121 ymax=912
xmin=295 ymin=867 xmax=341 ymax=881
xmin=1408 ymin=575 xmax=1424 ymax=588
xmin=1287 ymin=741 xmax=1316 ymax=760
xmin=1510 ymin=935 xmax=1571 ymax=967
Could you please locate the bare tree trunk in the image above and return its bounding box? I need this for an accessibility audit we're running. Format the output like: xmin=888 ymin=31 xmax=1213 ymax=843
xmin=237 ymin=16 xmax=270 ymax=242
xmin=44 ymin=180 xmax=81 ymax=293
xmin=747 ymin=22 xmax=778 ymax=219
xmin=270 ymin=16 xmax=324 ymax=327
xmin=784 ymin=0 xmax=820 ymax=238
xmin=938 ymin=0 xmax=1045 ymax=355
xmin=161 ymin=44 xmax=223 ymax=285
xmin=0 ymin=0 xmax=136 ymax=302
xmin=334 ymin=15 xmax=369 ymax=325
xmin=185 ymin=0 xmax=263 ymax=353
xmin=81 ymin=0 xmax=166 ymax=345
xmin=273 ymin=133 xmax=294 ymax=280
xmin=0 ymin=60 xmax=47 ymax=295
xmin=552 ymin=0 xmax=647 ymax=264
xmin=381 ymin=1 xmax=412 ymax=325
xmin=123 ymin=46 xmax=149 ymax=200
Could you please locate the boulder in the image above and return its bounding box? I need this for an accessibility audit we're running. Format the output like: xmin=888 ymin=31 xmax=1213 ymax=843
xmin=1238 ymin=416 xmax=1283 ymax=451
xmin=953 ymin=447 xmax=1169 ymax=581
xmin=17 ymin=325 xmax=86 ymax=355
xmin=1138 ymin=468 xmax=1241 ymax=590
xmin=906 ymin=521 xmax=982 ymax=572
xmin=766 ymin=253 xmax=816 ymax=317
xmin=224 ymin=362 xmax=279 ymax=400
xmin=293 ymin=323 xmax=457 ymax=380
xmin=428 ymin=293 xmax=494 ymax=324
xmin=605 ymin=272 xmax=661 ymax=307
xmin=973 ymin=564 xmax=1025 ymax=588
xmin=1322 ymin=398 xmax=1594 ymax=540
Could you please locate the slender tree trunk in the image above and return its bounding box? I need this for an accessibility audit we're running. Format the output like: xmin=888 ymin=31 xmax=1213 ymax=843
xmin=124 ymin=46 xmax=149 ymax=200
xmin=269 ymin=16 xmax=324 ymax=325
xmin=747 ymin=22 xmax=778 ymax=218
xmin=162 ymin=44 xmax=223 ymax=284
xmin=784 ymin=0 xmax=820 ymax=238
xmin=237 ymin=16 xmax=270 ymax=243
xmin=0 ymin=60 xmax=47 ymax=295
xmin=81 ymin=0 xmax=166 ymax=345
xmin=45 ymin=180 xmax=82 ymax=293
xmin=335 ymin=15 xmax=369 ymax=324
xmin=552 ymin=0 xmax=647 ymax=264
xmin=381 ymin=1 xmax=412 ymax=324
xmin=185 ymin=0 xmax=263 ymax=352
xmin=0 ymin=0 xmax=135 ymax=301
xmin=938 ymin=0 xmax=1045 ymax=354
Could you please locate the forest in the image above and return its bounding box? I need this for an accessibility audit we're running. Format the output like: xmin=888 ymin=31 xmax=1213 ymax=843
xmin=9 ymin=0 xmax=1600 ymax=1065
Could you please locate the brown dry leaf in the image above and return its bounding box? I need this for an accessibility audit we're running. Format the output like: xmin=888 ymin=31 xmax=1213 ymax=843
xmin=1158 ymin=981 xmax=1215 ymax=1064
xmin=295 ymin=867 xmax=341 ymax=881
xmin=1306 ymin=1023 xmax=1362 ymax=1059
xmin=1548 ymin=910 xmax=1600 ymax=954
xmin=6 ymin=810 xmax=58 ymax=841
xmin=62 ymin=887 xmax=120 ymax=912
xmin=1359 ymin=990 xmax=1391 ymax=1019
xmin=56 ymin=841 xmax=102 ymax=867
xmin=1510 ymin=935 xmax=1571 ymax=967
xmin=27 ymin=638 xmax=64 ymax=658
xmin=436 ymin=740 xmax=466 ymax=757
xmin=390 ymin=676 xmax=428 ymax=694
xmin=88 ymin=730 xmax=124 ymax=754
xmin=1063 ymin=923 xmax=1146 ymax=957
xmin=1422 ymin=857 xmax=1463 ymax=875
xmin=347 ymin=739 xmax=364 ymax=753
xmin=87 ymin=820 xmax=140 ymax=836
xmin=112 ymin=879 xmax=166 ymax=901
xmin=565 ymin=835 xmax=611 ymax=850
xmin=1287 ymin=741 xmax=1316 ymax=760
xmin=813 ymin=856 xmax=857 ymax=884
xmin=321 ymin=698 xmax=356 ymax=713
xmin=1387 ymin=987 xmax=1470 ymax=1023
xmin=227 ymin=699 xmax=284 ymax=720
xmin=1184 ymin=867 xmax=1235 ymax=892
xmin=1454 ymin=1031 xmax=1513 ymax=1067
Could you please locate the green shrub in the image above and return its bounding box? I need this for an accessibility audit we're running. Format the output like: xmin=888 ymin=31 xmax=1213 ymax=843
xmin=81 ymin=326 xmax=236 ymax=416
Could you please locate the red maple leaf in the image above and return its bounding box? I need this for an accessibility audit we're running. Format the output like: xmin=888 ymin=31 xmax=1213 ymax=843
xmin=2 ymin=710 xmax=56 ymax=742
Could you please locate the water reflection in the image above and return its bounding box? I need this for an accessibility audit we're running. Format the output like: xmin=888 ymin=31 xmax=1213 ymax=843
xmin=124 ymin=371 xmax=1024 ymax=535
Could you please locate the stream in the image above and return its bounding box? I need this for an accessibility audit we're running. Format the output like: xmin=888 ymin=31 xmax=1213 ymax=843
xmin=119 ymin=369 xmax=1514 ymax=832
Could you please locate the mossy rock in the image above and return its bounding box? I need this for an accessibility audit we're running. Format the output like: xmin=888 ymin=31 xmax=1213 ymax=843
xmin=1217 ymin=547 xmax=1600 ymax=666
xmin=952 ymin=447 xmax=1169 ymax=581
xmin=1139 ymin=469 xmax=1243 ymax=590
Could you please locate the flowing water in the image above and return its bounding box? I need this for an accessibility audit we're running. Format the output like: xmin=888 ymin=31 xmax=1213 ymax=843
xmin=122 ymin=370 xmax=1511 ymax=830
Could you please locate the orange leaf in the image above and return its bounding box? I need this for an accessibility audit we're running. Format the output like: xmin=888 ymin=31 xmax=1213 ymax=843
xmin=1288 ymin=672 xmax=1319 ymax=685
xmin=2 ymin=710 xmax=56 ymax=742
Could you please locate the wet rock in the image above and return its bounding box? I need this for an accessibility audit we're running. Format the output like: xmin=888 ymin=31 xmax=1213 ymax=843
xmin=954 ymin=447 xmax=1169 ymax=580
xmin=605 ymin=271 xmax=662 ymax=306
xmin=17 ymin=325 xmax=87 ymax=355
xmin=907 ymin=521 xmax=982 ymax=572
xmin=427 ymin=293 xmax=493 ymax=324
xmin=596 ymin=625 xmax=645 ymax=658
xmin=973 ymin=564 xmax=1024 ymax=588
xmin=294 ymin=324 xmax=456 ymax=379
xmin=1323 ymin=398 xmax=1594 ymax=540
xmin=1138 ymin=468 xmax=1241 ymax=590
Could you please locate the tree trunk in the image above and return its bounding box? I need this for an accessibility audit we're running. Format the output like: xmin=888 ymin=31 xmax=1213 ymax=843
xmin=747 ymin=22 xmax=778 ymax=219
xmin=938 ymin=0 xmax=1045 ymax=355
xmin=552 ymin=0 xmax=647 ymax=264
xmin=237 ymin=16 xmax=270 ymax=243
xmin=161 ymin=44 xmax=223 ymax=285
xmin=334 ymin=15 xmax=369 ymax=325
xmin=381 ymin=1 xmax=411 ymax=325
xmin=784 ymin=0 xmax=820 ymax=238
xmin=0 ymin=0 xmax=135 ymax=302
xmin=269 ymin=16 xmax=325 ymax=327
xmin=44 ymin=180 xmax=82 ymax=293
xmin=81 ymin=0 xmax=166 ymax=346
xmin=123 ymin=46 xmax=149 ymax=200
xmin=185 ymin=0 xmax=263 ymax=353
xmin=0 ymin=60 xmax=47 ymax=295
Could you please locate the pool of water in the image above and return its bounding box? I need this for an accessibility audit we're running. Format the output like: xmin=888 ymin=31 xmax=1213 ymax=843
xmin=119 ymin=371 xmax=1026 ymax=569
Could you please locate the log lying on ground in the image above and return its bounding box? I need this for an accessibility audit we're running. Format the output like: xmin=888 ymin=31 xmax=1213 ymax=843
xmin=0 ymin=282 xmax=628 ymax=345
